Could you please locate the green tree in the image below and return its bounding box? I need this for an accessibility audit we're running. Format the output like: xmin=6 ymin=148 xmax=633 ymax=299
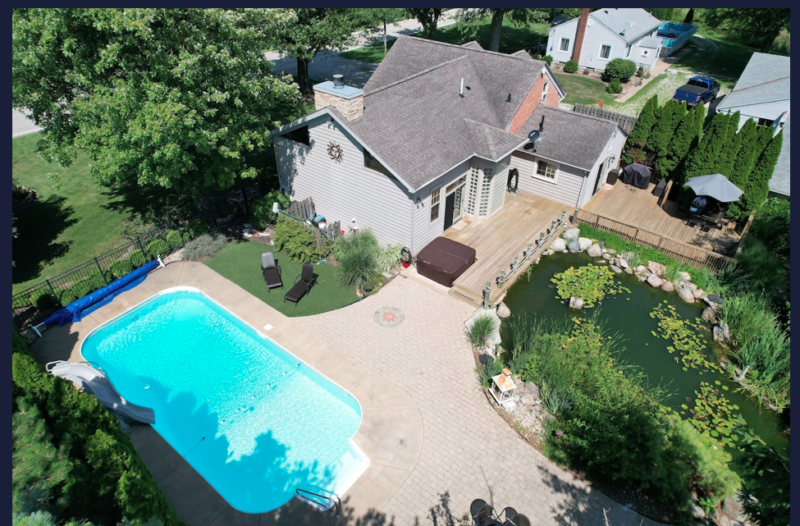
xmin=716 ymin=111 xmax=743 ymax=177
xmin=268 ymin=9 xmax=377 ymax=95
xmin=405 ymin=8 xmax=445 ymax=40
xmin=655 ymin=106 xmax=703 ymax=179
xmin=645 ymin=8 xmax=674 ymax=21
xmin=736 ymin=130 xmax=783 ymax=216
xmin=12 ymin=398 xmax=74 ymax=515
xmin=621 ymin=95 xmax=659 ymax=164
xmin=728 ymin=118 xmax=759 ymax=190
xmin=456 ymin=8 xmax=540 ymax=52
xmin=703 ymin=8 xmax=790 ymax=52
xmin=13 ymin=8 xmax=299 ymax=194
xmin=683 ymin=8 xmax=695 ymax=24
xmin=683 ymin=111 xmax=731 ymax=181
xmin=650 ymin=102 xmax=687 ymax=163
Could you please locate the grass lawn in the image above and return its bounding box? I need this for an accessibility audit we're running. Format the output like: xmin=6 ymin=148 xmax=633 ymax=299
xmin=673 ymin=35 xmax=755 ymax=79
xmin=553 ymin=73 xmax=616 ymax=106
xmin=340 ymin=18 xmax=550 ymax=64
xmin=204 ymin=241 xmax=359 ymax=317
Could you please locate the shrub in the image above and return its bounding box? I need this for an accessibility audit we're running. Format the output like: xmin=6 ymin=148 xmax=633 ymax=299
xmin=602 ymin=58 xmax=637 ymax=82
xmin=643 ymin=69 xmax=651 ymax=79
xmin=606 ymin=78 xmax=622 ymax=94
xmin=750 ymin=198 xmax=790 ymax=257
xmin=250 ymin=191 xmax=291 ymax=230
xmin=182 ymin=233 xmax=228 ymax=261
xmin=145 ymin=239 xmax=170 ymax=259
xmin=184 ymin=218 xmax=209 ymax=240
xmin=69 ymin=279 xmax=93 ymax=300
xmin=29 ymin=289 xmax=57 ymax=309
xmin=563 ymin=60 xmax=578 ymax=73
xmin=86 ymin=270 xmax=109 ymax=290
xmin=165 ymin=230 xmax=183 ymax=250
xmin=332 ymin=229 xmax=382 ymax=294
xmin=467 ymin=312 xmax=499 ymax=349
xmin=109 ymin=259 xmax=134 ymax=279
xmin=477 ymin=355 xmax=505 ymax=387
xmin=55 ymin=287 xmax=78 ymax=307
xmin=542 ymin=55 xmax=553 ymax=66
xmin=273 ymin=215 xmax=327 ymax=263
xmin=376 ymin=244 xmax=404 ymax=273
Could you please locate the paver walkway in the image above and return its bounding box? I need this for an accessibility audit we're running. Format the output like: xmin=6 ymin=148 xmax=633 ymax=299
xmin=299 ymin=276 xmax=663 ymax=526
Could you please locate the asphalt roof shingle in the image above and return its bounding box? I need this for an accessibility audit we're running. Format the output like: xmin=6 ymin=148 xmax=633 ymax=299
xmin=590 ymin=8 xmax=662 ymax=43
xmin=716 ymin=52 xmax=790 ymax=110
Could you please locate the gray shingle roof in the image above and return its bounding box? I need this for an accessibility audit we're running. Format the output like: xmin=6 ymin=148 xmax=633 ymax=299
xmin=639 ymin=36 xmax=662 ymax=48
xmin=716 ymin=52 xmax=790 ymax=110
xmin=591 ymin=8 xmax=662 ymax=43
xmin=514 ymin=106 xmax=618 ymax=171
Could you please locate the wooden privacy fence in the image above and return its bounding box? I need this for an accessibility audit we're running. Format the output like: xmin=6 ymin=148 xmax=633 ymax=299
xmin=572 ymin=104 xmax=638 ymax=134
xmin=574 ymin=209 xmax=736 ymax=271
xmin=282 ymin=197 xmax=342 ymax=240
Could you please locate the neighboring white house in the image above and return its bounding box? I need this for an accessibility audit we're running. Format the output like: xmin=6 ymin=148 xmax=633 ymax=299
xmin=547 ymin=8 xmax=662 ymax=72
xmin=271 ymin=36 xmax=627 ymax=254
xmin=715 ymin=52 xmax=790 ymax=199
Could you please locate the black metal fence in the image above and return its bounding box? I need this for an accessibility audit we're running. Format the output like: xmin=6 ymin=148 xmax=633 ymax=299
xmin=195 ymin=184 xmax=262 ymax=227
xmin=11 ymin=226 xmax=191 ymax=331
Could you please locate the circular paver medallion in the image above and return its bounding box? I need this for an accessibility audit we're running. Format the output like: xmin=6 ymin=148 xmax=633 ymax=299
xmin=373 ymin=306 xmax=405 ymax=328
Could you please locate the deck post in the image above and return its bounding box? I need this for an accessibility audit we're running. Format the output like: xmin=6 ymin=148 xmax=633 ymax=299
xmin=483 ymin=282 xmax=492 ymax=309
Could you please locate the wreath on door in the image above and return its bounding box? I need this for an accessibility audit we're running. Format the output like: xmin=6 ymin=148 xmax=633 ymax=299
xmin=327 ymin=141 xmax=344 ymax=163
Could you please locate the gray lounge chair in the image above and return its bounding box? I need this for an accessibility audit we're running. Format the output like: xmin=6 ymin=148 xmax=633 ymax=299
xmin=283 ymin=263 xmax=316 ymax=306
xmin=261 ymin=251 xmax=283 ymax=292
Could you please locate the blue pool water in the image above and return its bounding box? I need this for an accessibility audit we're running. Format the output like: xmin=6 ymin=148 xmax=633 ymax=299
xmin=82 ymin=288 xmax=368 ymax=513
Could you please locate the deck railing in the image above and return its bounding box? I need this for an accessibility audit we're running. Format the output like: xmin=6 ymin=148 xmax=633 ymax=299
xmin=573 ymin=209 xmax=736 ymax=271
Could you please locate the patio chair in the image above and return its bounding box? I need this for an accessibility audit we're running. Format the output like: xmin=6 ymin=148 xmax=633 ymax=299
xmin=283 ymin=263 xmax=316 ymax=306
xmin=499 ymin=507 xmax=518 ymax=523
xmin=470 ymin=499 xmax=497 ymax=526
xmin=507 ymin=514 xmax=531 ymax=526
xmin=260 ymin=251 xmax=283 ymax=293
xmin=652 ymin=178 xmax=667 ymax=197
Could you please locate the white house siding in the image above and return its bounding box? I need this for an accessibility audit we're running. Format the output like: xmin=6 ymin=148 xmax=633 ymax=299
xmin=510 ymin=151 xmax=586 ymax=207
xmin=579 ymin=129 xmax=626 ymax=207
xmin=548 ymin=19 xmax=659 ymax=71
xmin=410 ymin=160 xmax=472 ymax=254
xmin=722 ymin=100 xmax=790 ymax=131
xmin=274 ymin=115 xmax=413 ymax=249
xmin=547 ymin=20 xmax=579 ymax=63
xmin=630 ymin=38 xmax=660 ymax=69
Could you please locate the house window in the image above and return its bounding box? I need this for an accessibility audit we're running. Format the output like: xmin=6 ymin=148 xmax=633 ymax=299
xmin=541 ymin=81 xmax=549 ymax=102
xmin=479 ymin=168 xmax=493 ymax=216
xmin=642 ymin=49 xmax=650 ymax=57
xmin=285 ymin=125 xmax=310 ymax=146
xmin=599 ymin=44 xmax=611 ymax=60
xmin=364 ymin=149 xmax=393 ymax=177
xmin=756 ymin=117 xmax=775 ymax=128
xmin=559 ymin=37 xmax=570 ymax=52
xmin=467 ymin=166 xmax=479 ymax=214
xmin=535 ymin=160 xmax=557 ymax=181
xmin=430 ymin=187 xmax=441 ymax=222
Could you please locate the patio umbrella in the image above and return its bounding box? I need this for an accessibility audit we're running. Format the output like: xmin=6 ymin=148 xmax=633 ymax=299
xmin=685 ymin=173 xmax=744 ymax=202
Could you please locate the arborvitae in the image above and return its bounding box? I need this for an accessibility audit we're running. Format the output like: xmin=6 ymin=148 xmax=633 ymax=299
xmin=622 ymin=95 xmax=659 ymax=164
xmin=739 ymin=130 xmax=783 ymax=215
xmin=684 ymin=8 xmax=694 ymax=24
xmin=755 ymin=125 xmax=775 ymax=158
xmin=716 ymin=111 xmax=742 ymax=176
xmin=650 ymin=102 xmax=687 ymax=166
xmin=12 ymin=398 xmax=73 ymax=515
xmin=684 ymin=111 xmax=731 ymax=180
xmin=656 ymin=105 xmax=703 ymax=180
xmin=729 ymin=119 xmax=760 ymax=189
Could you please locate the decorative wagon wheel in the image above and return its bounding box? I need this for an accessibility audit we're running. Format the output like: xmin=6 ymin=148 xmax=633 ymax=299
xmin=327 ymin=141 xmax=344 ymax=163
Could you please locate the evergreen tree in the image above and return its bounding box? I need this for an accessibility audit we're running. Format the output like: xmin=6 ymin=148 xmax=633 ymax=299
xmin=737 ymin=130 xmax=783 ymax=216
xmin=12 ymin=398 xmax=73 ymax=516
xmin=621 ymin=95 xmax=659 ymax=164
xmin=716 ymin=111 xmax=742 ymax=176
xmin=655 ymin=106 xmax=703 ymax=180
xmin=650 ymin=101 xmax=687 ymax=164
xmin=728 ymin=119 xmax=759 ymax=189
xmin=683 ymin=111 xmax=731 ymax=180
xmin=684 ymin=8 xmax=695 ymax=24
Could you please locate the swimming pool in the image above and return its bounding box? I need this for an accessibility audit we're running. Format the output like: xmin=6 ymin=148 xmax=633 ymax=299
xmin=81 ymin=288 xmax=369 ymax=513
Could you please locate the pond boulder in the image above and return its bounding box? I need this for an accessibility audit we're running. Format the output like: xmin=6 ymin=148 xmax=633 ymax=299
xmin=578 ymin=237 xmax=592 ymax=251
xmin=569 ymin=296 xmax=584 ymax=309
xmin=624 ymin=267 xmax=634 ymax=274
xmin=496 ymin=302 xmax=511 ymax=319
xmin=520 ymin=393 xmax=536 ymax=407
xmin=678 ymin=271 xmax=692 ymax=282
xmin=609 ymin=265 xmax=623 ymax=274
xmin=647 ymin=261 xmax=665 ymax=276
xmin=661 ymin=280 xmax=675 ymax=292
xmin=693 ymin=288 xmax=704 ymax=299
xmin=646 ymin=274 xmax=663 ymax=288
xmin=702 ymin=307 xmax=717 ymax=323
xmin=586 ymin=243 xmax=603 ymax=257
xmin=602 ymin=252 xmax=613 ymax=260
xmin=524 ymin=382 xmax=541 ymax=399
xmin=678 ymin=286 xmax=695 ymax=303
xmin=567 ymin=239 xmax=581 ymax=253
xmin=617 ymin=258 xmax=629 ymax=269
xmin=563 ymin=227 xmax=580 ymax=240
xmin=550 ymin=237 xmax=566 ymax=251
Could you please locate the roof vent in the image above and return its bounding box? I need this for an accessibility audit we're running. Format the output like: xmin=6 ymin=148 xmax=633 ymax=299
xmin=506 ymin=93 xmax=512 ymax=102
xmin=540 ymin=115 xmax=546 ymax=132
xmin=332 ymin=74 xmax=344 ymax=89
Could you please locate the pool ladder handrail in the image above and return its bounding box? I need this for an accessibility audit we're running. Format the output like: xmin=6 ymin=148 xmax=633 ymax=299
xmin=295 ymin=488 xmax=341 ymax=517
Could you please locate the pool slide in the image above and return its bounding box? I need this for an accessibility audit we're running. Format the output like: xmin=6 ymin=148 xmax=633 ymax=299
xmin=46 ymin=361 xmax=155 ymax=425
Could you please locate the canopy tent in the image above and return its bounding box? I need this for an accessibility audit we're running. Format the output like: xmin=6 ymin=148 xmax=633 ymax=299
xmin=685 ymin=173 xmax=744 ymax=202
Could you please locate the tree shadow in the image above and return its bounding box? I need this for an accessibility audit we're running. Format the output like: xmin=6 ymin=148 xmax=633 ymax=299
xmin=99 ymin=178 xmax=191 ymax=222
xmin=12 ymin=194 xmax=77 ymax=284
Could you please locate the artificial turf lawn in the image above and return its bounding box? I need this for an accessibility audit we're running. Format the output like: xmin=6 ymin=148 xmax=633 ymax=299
xmin=204 ymin=240 xmax=359 ymax=317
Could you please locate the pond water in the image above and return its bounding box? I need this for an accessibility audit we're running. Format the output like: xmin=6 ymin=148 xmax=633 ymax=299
xmin=501 ymin=252 xmax=789 ymax=458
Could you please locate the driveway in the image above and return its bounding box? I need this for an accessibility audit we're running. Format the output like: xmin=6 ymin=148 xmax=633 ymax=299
xmin=299 ymin=276 xmax=660 ymax=526
xmin=13 ymin=108 xmax=41 ymax=137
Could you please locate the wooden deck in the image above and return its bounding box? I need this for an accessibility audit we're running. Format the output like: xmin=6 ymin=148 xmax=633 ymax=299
xmin=443 ymin=192 xmax=568 ymax=306
xmin=583 ymin=181 xmax=741 ymax=254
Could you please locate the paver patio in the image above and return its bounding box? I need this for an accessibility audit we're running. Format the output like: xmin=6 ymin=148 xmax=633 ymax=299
xmin=300 ymin=275 xmax=661 ymax=526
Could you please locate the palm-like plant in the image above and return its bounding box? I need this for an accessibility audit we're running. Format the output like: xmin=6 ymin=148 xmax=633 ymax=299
xmin=333 ymin=229 xmax=381 ymax=296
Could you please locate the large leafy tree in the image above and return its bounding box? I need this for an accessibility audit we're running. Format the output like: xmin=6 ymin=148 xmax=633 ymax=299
xmin=702 ymin=8 xmax=790 ymax=53
xmin=267 ymin=9 xmax=377 ymax=95
xmin=13 ymin=8 xmax=299 ymax=194
xmin=406 ymin=8 xmax=446 ymax=40
xmin=456 ymin=8 xmax=542 ymax=52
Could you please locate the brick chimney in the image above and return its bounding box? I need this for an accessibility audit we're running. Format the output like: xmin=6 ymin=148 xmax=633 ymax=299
xmin=313 ymin=74 xmax=364 ymax=121
xmin=572 ymin=8 xmax=591 ymax=64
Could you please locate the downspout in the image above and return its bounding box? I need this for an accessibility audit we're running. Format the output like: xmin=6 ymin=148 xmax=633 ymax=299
xmin=409 ymin=191 xmax=416 ymax=255
xmin=577 ymin=168 xmax=588 ymax=208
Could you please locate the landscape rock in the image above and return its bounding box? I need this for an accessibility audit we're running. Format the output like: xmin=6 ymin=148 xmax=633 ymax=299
xmin=606 ymin=249 xmax=616 ymax=254
xmin=586 ymin=243 xmax=603 ymax=257
xmin=690 ymin=503 xmax=706 ymax=520
xmin=718 ymin=515 xmax=731 ymax=526
xmin=646 ymin=274 xmax=663 ymax=288
xmin=693 ymin=289 xmax=704 ymax=299
xmin=624 ymin=267 xmax=634 ymax=274
xmin=595 ymin=259 xmax=607 ymax=264
xmin=503 ymin=400 xmax=517 ymax=412
xmin=708 ymin=293 xmax=723 ymax=305
xmin=634 ymin=265 xmax=647 ymax=274
xmin=609 ymin=265 xmax=622 ymax=274
xmin=620 ymin=251 xmax=635 ymax=261
xmin=678 ymin=271 xmax=692 ymax=282
xmin=563 ymin=228 xmax=580 ymax=241
xmin=661 ymin=281 xmax=675 ymax=292
xmin=678 ymin=287 xmax=696 ymax=303
xmin=636 ymin=272 xmax=648 ymax=282
xmin=544 ymin=249 xmax=554 ymax=256
xmin=701 ymin=308 xmax=717 ymax=323
xmin=602 ymin=253 xmax=613 ymax=260
xmin=569 ymin=296 xmax=584 ymax=309
xmin=567 ymin=240 xmax=581 ymax=253
xmin=562 ymin=249 xmax=569 ymax=253
xmin=617 ymin=258 xmax=629 ymax=269
xmin=648 ymin=261 xmax=665 ymax=276
xmin=550 ymin=238 xmax=566 ymax=252
xmin=721 ymin=496 xmax=747 ymax=522
xmin=578 ymin=237 xmax=592 ymax=251
xmin=496 ymin=302 xmax=511 ymax=319
xmin=524 ymin=382 xmax=541 ymax=399
xmin=520 ymin=393 xmax=536 ymax=407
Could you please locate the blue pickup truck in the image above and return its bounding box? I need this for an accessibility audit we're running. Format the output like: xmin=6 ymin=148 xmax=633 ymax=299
xmin=672 ymin=76 xmax=720 ymax=106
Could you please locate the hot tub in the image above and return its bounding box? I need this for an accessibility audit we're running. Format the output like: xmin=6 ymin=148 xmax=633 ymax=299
xmin=415 ymin=237 xmax=476 ymax=287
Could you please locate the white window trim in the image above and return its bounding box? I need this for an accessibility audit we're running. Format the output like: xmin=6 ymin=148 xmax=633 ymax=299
xmin=598 ymin=44 xmax=612 ymax=61
xmin=559 ymin=37 xmax=570 ymax=53
xmin=541 ymin=81 xmax=549 ymax=102
xmin=532 ymin=159 xmax=559 ymax=184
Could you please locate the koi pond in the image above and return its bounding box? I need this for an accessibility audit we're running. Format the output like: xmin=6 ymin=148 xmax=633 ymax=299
xmin=501 ymin=252 xmax=789 ymax=458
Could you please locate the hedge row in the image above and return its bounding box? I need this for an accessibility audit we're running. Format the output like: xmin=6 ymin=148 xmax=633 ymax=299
xmin=11 ymin=327 xmax=185 ymax=526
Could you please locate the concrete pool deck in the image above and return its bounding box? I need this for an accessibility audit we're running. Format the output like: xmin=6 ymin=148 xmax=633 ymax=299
xmin=29 ymin=261 xmax=424 ymax=525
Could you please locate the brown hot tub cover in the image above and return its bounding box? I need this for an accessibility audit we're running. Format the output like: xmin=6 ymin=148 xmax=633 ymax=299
xmin=416 ymin=237 xmax=476 ymax=287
